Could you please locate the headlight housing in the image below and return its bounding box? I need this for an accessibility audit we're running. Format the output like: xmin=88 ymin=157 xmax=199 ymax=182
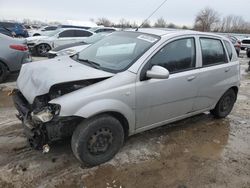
xmin=31 ymin=104 xmax=60 ymax=123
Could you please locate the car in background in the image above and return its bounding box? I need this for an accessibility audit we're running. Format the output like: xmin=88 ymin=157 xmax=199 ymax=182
xmin=241 ymin=38 xmax=250 ymax=50
xmin=0 ymin=33 xmax=31 ymax=83
xmin=27 ymin=28 xmax=94 ymax=56
xmin=228 ymin=36 xmax=241 ymax=56
xmin=47 ymin=32 xmax=112 ymax=58
xmin=0 ymin=22 xmax=29 ymax=38
xmin=88 ymin=27 xmax=117 ymax=33
xmin=58 ymin=25 xmax=91 ymax=30
xmin=29 ymin=26 xmax=58 ymax=36
xmin=13 ymin=29 xmax=240 ymax=166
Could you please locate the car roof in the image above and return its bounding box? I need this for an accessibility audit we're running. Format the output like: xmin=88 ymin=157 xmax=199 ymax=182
xmin=57 ymin=28 xmax=94 ymax=33
xmin=127 ymin=28 xmax=227 ymax=40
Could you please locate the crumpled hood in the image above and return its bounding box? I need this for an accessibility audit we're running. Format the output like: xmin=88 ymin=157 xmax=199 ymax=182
xmin=17 ymin=56 xmax=114 ymax=104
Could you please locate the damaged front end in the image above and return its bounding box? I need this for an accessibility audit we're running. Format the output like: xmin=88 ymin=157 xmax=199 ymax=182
xmin=12 ymin=78 xmax=104 ymax=150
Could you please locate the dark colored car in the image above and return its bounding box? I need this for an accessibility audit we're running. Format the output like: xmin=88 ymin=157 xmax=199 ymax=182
xmin=0 ymin=22 xmax=29 ymax=38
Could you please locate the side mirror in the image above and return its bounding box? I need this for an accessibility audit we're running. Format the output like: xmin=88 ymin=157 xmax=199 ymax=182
xmin=146 ymin=65 xmax=169 ymax=79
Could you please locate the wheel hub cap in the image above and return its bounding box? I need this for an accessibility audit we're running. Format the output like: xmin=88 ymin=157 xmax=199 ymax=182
xmin=88 ymin=128 xmax=113 ymax=155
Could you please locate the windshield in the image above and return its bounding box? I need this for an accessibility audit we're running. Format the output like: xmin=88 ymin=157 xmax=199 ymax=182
xmin=76 ymin=32 xmax=160 ymax=72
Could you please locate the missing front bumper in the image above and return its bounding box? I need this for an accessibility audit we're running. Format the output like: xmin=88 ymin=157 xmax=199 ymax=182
xmin=12 ymin=89 xmax=83 ymax=149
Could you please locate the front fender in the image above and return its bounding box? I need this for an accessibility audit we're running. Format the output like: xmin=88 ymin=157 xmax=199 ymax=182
xmin=74 ymin=99 xmax=135 ymax=132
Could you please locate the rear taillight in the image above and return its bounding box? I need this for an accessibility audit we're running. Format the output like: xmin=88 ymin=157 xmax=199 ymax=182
xmin=9 ymin=44 xmax=28 ymax=51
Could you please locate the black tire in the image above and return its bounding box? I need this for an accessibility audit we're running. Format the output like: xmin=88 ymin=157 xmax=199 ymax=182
xmin=33 ymin=33 xmax=40 ymax=36
xmin=210 ymin=89 xmax=236 ymax=118
xmin=36 ymin=43 xmax=51 ymax=57
xmin=247 ymin=50 xmax=250 ymax=58
xmin=0 ymin=62 xmax=8 ymax=83
xmin=71 ymin=114 xmax=124 ymax=166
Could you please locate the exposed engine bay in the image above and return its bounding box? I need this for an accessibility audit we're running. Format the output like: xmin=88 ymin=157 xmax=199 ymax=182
xmin=12 ymin=78 xmax=106 ymax=150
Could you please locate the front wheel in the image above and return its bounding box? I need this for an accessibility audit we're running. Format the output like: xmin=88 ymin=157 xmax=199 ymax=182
xmin=71 ymin=114 xmax=124 ymax=166
xmin=0 ymin=62 xmax=8 ymax=83
xmin=36 ymin=44 xmax=51 ymax=57
xmin=210 ymin=89 xmax=236 ymax=118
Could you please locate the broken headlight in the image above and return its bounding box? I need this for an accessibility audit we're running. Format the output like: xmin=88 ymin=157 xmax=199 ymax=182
xmin=31 ymin=104 xmax=60 ymax=123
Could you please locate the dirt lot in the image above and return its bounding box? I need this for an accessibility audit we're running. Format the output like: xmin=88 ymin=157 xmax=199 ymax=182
xmin=0 ymin=55 xmax=250 ymax=188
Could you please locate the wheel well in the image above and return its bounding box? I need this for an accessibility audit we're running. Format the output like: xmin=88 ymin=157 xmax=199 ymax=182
xmin=36 ymin=43 xmax=51 ymax=48
xmin=0 ymin=60 xmax=10 ymax=71
xmin=230 ymin=86 xmax=238 ymax=96
xmin=96 ymin=112 xmax=129 ymax=139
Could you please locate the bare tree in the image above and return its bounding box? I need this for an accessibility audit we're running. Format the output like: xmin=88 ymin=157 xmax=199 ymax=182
xmin=194 ymin=7 xmax=220 ymax=32
xmin=141 ymin=20 xmax=151 ymax=28
xmin=154 ymin=17 xmax=167 ymax=28
xmin=167 ymin=23 xmax=178 ymax=29
xmin=96 ymin=18 xmax=113 ymax=27
xmin=118 ymin=18 xmax=131 ymax=28
xmin=220 ymin=15 xmax=250 ymax=33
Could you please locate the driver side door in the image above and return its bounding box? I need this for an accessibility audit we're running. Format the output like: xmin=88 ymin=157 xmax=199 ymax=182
xmin=135 ymin=37 xmax=200 ymax=130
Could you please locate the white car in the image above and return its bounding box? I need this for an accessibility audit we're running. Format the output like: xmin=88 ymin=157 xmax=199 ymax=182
xmin=88 ymin=27 xmax=117 ymax=33
xmin=28 ymin=26 xmax=58 ymax=37
xmin=47 ymin=32 xmax=112 ymax=58
xmin=27 ymin=28 xmax=94 ymax=56
xmin=241 ymin=38 xmax=250 ymax=50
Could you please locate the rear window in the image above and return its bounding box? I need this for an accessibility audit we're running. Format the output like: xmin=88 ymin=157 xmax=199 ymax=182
xmin=75 ymin=30 xmax=93 ymax=37
xmin=59 ymin=30 xmax=75 ymax=38
xmin=200 ymin=38 xmax=228 ymax=66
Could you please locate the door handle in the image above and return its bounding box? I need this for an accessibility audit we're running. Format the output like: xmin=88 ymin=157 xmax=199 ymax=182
xmin=187 ymin=76 xmax=196 ymax=81
xmin=225 ymin=68 xmax=230 ymax=72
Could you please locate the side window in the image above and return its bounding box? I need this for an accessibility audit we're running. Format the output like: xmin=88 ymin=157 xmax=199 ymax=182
xmin=75 ymin=30 xmax=93 ymax=37
xmin=224 ymin=40 xmax=233 ymax=61
xmin=150 ymin=38 xmax=196 ymax=73
xmin=45 ymin=26 xmax=57 ymax=31
xmin=58 ymin=30 xmax=75 ymax=38
xmin=1 ymin=22 xmax=14 ymax=29
xmin=200 ymin=38 xmax=227 ymax=66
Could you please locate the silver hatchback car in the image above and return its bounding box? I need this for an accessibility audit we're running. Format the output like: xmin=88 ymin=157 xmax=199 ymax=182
xmin=12 ymin=29 xmax=240 ymax=166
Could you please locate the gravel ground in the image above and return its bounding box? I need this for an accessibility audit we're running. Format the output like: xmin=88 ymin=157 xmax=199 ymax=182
xmin=0 ymin=55 xmax=250 ymax=188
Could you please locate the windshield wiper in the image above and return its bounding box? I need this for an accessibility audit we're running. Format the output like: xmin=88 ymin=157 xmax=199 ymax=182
xmin=77 ymin=58 xmax=101 ymax=69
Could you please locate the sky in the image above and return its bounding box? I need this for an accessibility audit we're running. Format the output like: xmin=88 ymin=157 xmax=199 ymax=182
xmin=0 ymin=0 xmax=249 ymax=26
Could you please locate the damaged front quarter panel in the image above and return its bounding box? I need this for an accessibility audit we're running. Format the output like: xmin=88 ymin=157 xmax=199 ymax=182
xmin=13 ymin=77 xmax=109 ymax=150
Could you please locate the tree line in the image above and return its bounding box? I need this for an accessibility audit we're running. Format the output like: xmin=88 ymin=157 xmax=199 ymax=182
xmin=194 ymin=7 xmax=250 ymax=33
xmin=19 ymin=7 xmax=250 ymax=34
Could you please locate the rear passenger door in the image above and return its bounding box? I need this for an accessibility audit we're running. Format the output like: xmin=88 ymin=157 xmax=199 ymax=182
xmin=193 ymin=37 xmax=235 ymax=111
xmin=54 ymin=30 xmax=76 ymax=47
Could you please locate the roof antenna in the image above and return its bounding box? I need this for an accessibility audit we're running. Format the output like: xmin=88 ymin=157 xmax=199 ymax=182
xmin=135 ymin=0 xmax=168 ymax=31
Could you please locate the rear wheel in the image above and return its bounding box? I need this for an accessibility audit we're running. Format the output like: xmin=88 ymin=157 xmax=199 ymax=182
xmin=71 ymin=114 xmax=124 ymax=166
xmin=0 ymin=62 xmax=8 ymax=83
xmin=36 ymin=44 xmax=51 ymax=56
xmin=210 ymin=89 xmax=236 ymax=118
